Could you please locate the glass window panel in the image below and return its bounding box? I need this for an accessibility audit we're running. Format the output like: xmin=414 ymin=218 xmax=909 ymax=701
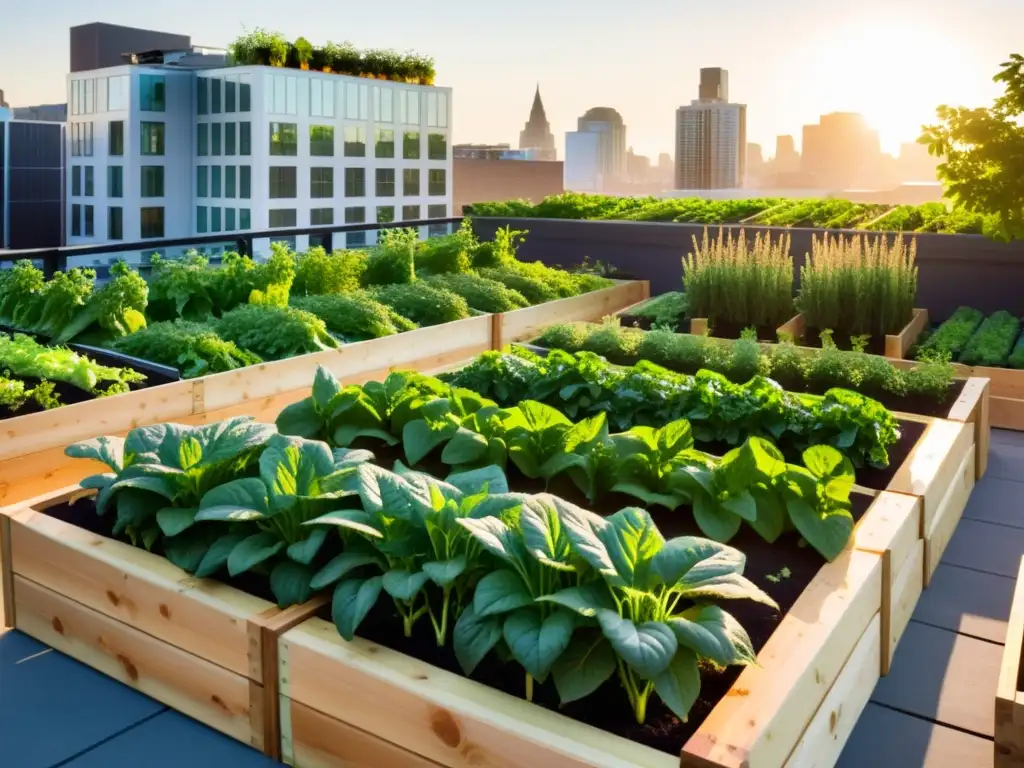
xmin=403 ymin=131 xmax=420 ymax=159
xmin=196 ymin=205 xmax=208 ymax=233
xmin=141 ymin=122 xmax=165 ymax=155
xmin=240 ymin=76 xmax=251 ymax=112
xmin=344 ymin=168 xmax=365 ymax=197
xmin=225 ymin=165 xmax=236 ymax=198
xmin=197 ymin=123 xmax=208 ymax=156
xmin=310 ymin=125 xmax=334 ymax=156
xmin=225 ymin=79 xmax=237 ymax=112
xmin=225 ymin=122 xmax=236 ymax=155
xmin=109 ymin=120 xmax=124 ymax=155
xmin=212 ymin=123 xmax=222 ymax=155
xmin=197 ymin=78 xmax=208 ymax=115
xmin=343 ymin=126 xmax=365 ymax=157
xmin=403 ymin=168 xmax=420 ymax=196
xmin=240 ymin=122 xmax=251 ymax=155
xmin=270 ymin=123 xmax=298 ymax=156
xmin=141 ymin=206 xmax=165 ymax=238
xmin=140 ymin=75 xmax=166 ymax=111
xmin=211 ymin=166 xmax=222 ymax=198
xmin=108 ymin=206 xmax=123 ymax=240
xmin=375 ymin=129 xmax=394 ymax=158
xmin=240 ymin=166 xmax=251 ymax=198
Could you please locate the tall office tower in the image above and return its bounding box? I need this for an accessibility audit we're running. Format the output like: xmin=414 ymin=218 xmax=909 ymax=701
xmin=698 ymin=67 xmax=729 ymax=102
xmin=518 ymin=84 xmax=556 ymax=161
xmin=564 ymin=106 xmax=627 ymax=191
xmin=675 ymin=68 xmax=746 ymax=190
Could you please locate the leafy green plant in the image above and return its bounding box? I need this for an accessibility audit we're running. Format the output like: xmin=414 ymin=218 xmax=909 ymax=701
xmin=914 ymin=307 xmax=984 ymax=362
xmin=477 ymin=266 xmax=557 ymax=304
xmin=1009 ymin=331 xmax=1024 ymax=369
xmin=425 ymin=273 xmax=530 ymax=313
xmin=626 ymin=292 xmax=688 ymax=326
xmin=958 ymin=310 xmax=1021 ymax=366
xmin=291 ymin=293 xmax=416 ymax=341
xmin=683 ymin=228 xmax=793 ymax=329
xmin=0 ymin=333 xmax=145 ymax=396
xmin=109 ymin=321 xmax=261 ymax=378
xmin=470 ymin=226 xmax=526 ymax=269
xmin=292 ymin=247 xmax=368 ymax=296
xmin=215 ymin=304 xmax=338 ymax=360
xmin=0 ymin=375 xmax=63 ymax=412
xmin=415 ymin=220 xmax=477 ymax=275
xmin=369 ymin=283 xmax=471 ymax=326
xmin=64 ymin=417 xmax=277 ymax=565
xmin=362 ymin=229 xmax=417 ymax=286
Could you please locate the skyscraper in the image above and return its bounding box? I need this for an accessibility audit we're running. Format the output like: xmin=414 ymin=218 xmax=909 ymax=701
xmin=564 ymin=107 xmax=627 ymax=191
xmin=674 ymin=68 xmax=746 ymax=189
xmin=800 ymin=112 xmax=881 ymax=188
xmin=519 ymin=84 xmax=556 ymax=161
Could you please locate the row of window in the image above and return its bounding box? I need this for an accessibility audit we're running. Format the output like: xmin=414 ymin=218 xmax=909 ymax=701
xmin=258 ymin=166 xmax=445 ymax=199
xmin=266 ymin=123 xmax=447 ymax=160
xmin=69 ymin=74 xmax=130 ymax=115
xmin=197 ymin=122 xmax=252 ymax=156
xmin=70 ymin=165 xmax=164 ymax=198
xmin=261 ymin=203 xmax=447 ymax=237
xmin=196 ymin=75 xmax=253 ymax=115
xmin=197 ymin=165 xmax=252 ymax=199
xmin=69 ymin=204 xmax=153 ymax=239
xmin=195 ymin=206 xmax=252 ymax=234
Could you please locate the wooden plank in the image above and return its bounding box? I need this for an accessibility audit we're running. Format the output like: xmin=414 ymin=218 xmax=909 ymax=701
xmin=0 ymin=379 xmax=197 ymax=463
xmin=498 ymin=281 xmax=648 ymax=347
xmin=976 ymin=366 xmax=1024 ymax=401
xmin=886 ymin=418 xmax=974 ymax=536
xmin=776 ymin=312 xmax=805 ymax=342
xmin=924 ymin=445 xmax=977 ymax=585
xmin=838 ymin=703 xmax=994 ymax=768
xmin=13 ymin=575 xmax=264 ymax=749
xmin=0 ymin=512 xmax=12 ymax=629
xmin=8 ymin=503 xmax=270 ymax=680
xmin=282 ymin=697 xmax=444 ymax=768
xmin=0 ymin=441 xmax=116 ymax=507
xmin=690 ymin=318 xmax=709 ymax=336
xmin=889 ymin=540 xmax=924 ymax=674
xmin=884 ymin=308 xmax=928 ymax=360
xmin=280 ymin=618 xmax=677 ymax=768
xmin=783 ymin=614 xmax=881 ymax=767
xmin=996 ymin=557 xmax=1024 ymax=767
xmin=873 ymin=620 xmax=1001 ymax=738
xmin=682 ymin=549 xmax=883 ymax=768
xmin=992 ymin=396 xmax=1024 ymax=432
xmin=945 ymin=377 xmax=991 ymax=479
xmin=202 ymin=317 xmax=493 ymax=412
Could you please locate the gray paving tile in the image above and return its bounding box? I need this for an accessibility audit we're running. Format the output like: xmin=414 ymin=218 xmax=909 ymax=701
xmin=838 ymin=702 xmax=993 ymax=768
xmin=985 ymin=439 xmax=1024 ymax=483
xmin=63 ymin=710 xmax=281 ymax=767
xmin=963 ymin=475 xmax=1024 ymax=529
xmin=991 ymin=428 xmax=1024 ymax=448
xmin=872 ymin=621 xmax=1000 ymax=737
xmin=0 ymin=630 xmax=165 ymax=768
xmin=942 ymin=518 xmax=1024 ymax=578
xmin=914 ymin=563 xmax=1014 ymax=643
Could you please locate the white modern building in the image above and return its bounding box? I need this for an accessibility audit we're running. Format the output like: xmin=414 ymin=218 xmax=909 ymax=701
xmin=563 ymin=107 xmax=627 ymax=193
xmin=65 ymin=56 xmax=453 ymax=258
xmin=675 ymin=68 xmax=746 ymax=190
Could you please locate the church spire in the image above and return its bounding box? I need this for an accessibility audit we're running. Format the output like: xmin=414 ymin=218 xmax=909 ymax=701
xmin=530 ymin=83 xmax=546 ymax=122
xmin=519 ymin=83 xmax=556 ymax=160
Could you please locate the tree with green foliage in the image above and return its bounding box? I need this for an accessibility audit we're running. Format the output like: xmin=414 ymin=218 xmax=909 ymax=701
xmin=919 ymin=53 xmax=1024 ymax=241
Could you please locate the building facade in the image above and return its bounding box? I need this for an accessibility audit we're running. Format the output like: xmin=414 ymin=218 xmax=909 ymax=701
xmin=674 ymin=68 xmax=746 ymax=190
xmin=65 ymin=63 xmax=453 ymax=255
xmin=518 ymin=85 xmax=556 ymax=161
xmin=564 ymin=107 xmax=626 ymax=192
xmin=1 ymin=115 xmax=65 ymax=249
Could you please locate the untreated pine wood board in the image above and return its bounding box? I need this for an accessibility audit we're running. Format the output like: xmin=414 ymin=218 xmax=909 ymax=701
xmin=282 ymin=697 xmax=444 ymax=768
xmin=498 ymin=280 xmax=649 ymax=347
xmin=942 ymin=518 xmax=1024 ymax=580
xmin=872 ymin=620 xmax=1001 ymax=738
xmin=925 ymin=444 xmax=977 ymax=585
xmin=996 ymin=557 xmax=1024 ymax=767
xmin=837 ymin=703 xmax=994 ymax=768
xmin=884 ymin=308 xmax=929 ymax=360
xmin=13 ymin=575 xmax=265 ymax=749
xmin=783 ymin=614 xmax=881 ymax=767
xmin=991 ymin=396 xmax=1024 ymax=432
xmin=888 ymin=540 xmax=924 ymax=673
xmin=944 ymin=376 xmax=991 ymax=479
xmin=916 ymin=563 xmax=1013 ymax=644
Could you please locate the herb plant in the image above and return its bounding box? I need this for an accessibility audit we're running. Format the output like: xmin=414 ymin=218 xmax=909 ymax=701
xmin=914 ymin=306 xmax=984 ymax=362
xmin=368 ymin=283 xmax=471 ymax=326
xmin=109 ymin=321 xmax=262 ymax=378
xmin=958 ymin=310 xmax=1021 ymax=366
xmin=291 ymin=293 xmax=417 ymax=341
xmin=215 ymin=304 xmax=338 ymax=359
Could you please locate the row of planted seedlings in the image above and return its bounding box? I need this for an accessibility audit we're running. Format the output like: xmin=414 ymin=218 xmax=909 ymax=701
xmin=0 ymin=221 xmax=646 ymax=507
xmin=1 ymin=341 xmax=973 ymax=766
xmin=620 ymin=226 xmax=927 ymax=359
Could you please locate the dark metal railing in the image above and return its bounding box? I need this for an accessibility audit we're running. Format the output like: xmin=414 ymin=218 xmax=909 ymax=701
xmin=0 ymin=216 xmax=466 ymax=277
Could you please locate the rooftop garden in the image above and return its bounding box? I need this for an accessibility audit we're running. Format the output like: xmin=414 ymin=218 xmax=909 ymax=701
xmin=227 ymin=29 xmax=436 ymax=85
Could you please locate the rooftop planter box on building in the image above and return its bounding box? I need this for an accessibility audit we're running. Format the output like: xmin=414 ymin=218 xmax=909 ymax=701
xmin=466 ymin=193 xmax=999 ymax=236
xmin=912 ymin=306 xmax=1024 ymax=431
xmin=227 ymin=29 xmax=436 ymax=85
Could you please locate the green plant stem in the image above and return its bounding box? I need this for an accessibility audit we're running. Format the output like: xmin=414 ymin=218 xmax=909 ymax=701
xmin=525 ymin=673 xmax=534 ymax=702
xmin=427 ymin=588 xmax=452 ymax=647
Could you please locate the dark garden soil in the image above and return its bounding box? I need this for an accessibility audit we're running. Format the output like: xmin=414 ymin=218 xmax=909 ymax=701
xmin=618 ymin=313 xmax=657 ymax=331
xmin=700 ymin=319 xmax=785 ymax=344
xmin=800 ymin=327 xmax=888 ymax=356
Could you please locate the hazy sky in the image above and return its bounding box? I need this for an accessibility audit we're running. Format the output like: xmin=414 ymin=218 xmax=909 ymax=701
xmin=3 ymin=0 xmax=1019 ymax=159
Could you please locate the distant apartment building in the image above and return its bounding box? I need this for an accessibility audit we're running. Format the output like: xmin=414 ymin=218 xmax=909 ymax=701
xmin=65 ymin=41 xmax=452 ymax=255
xmin=674 ymin=68 xmax=746 ymax=189
xmin=518 ymin=85 xmax=556 ymax=161
xmin=12 ymin=104 xmax=68 ymax=122
xmin=801 ymin=112 xmax=881 ymax=189
xmin=564 ymin=107 xmax=627 ymax=192
xmin=453 ymin=157 xmax=562 ymax=213
xmin=0 ymin=113 xmax=65 ymax=249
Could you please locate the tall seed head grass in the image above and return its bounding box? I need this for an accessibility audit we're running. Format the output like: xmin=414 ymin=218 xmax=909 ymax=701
xmin=797 ymin=233 xmax=917 ymax=336
xmin=682 ymin=227 xmax=794 ymax=329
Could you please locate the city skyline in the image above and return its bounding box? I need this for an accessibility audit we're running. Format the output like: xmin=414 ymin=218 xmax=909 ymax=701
xmin=3 ymin=0 xmax=1017 ymax=159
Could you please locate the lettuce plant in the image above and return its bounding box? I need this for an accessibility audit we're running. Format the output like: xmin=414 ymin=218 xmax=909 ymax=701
xmin=194 ymin=435 xmax=371 ymax=606
xmin=305 ymin=463 xmax=523 ymax=644
xmin=65 ymin=417 xmax=276 ymax=568
xmin=543 ymin=506 xmax=776 ymax=724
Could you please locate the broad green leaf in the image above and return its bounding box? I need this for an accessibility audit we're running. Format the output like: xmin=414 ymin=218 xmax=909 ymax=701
xmin=382 ymin=569 xmax=431 ymax=601
xmin=260 ymin=434 xmax=335 ymax=506
xmin=312 ymin=366 xmax=342 ymax=411
xmin=803 ymin=444 xmax=846 ymax=479
xmin=453 ymin=602 xmax=502 ymax=675
xmin=721 ymin=490 xmax=758 ymax=522
xmin=459 ymin=516 xmax=523 ymax=565
xmin=304 ymin=508 xmax=383 ymax=539
xmin=668 ymin=605 xmax=757 ymax=666
xmin=748 ymin=437 xmax=787 ymax=477
xmin=270 ymin=560 xmax=314 ymax=607
xmin=651 ymin=537 xmax=745 ymax=588
xmin=601 ymin=508 xmax=665 ymax=589
xmin=563 ymin=412 xmax=609 ymax=452
xmin=112 ymin=472 xmax=178 ymax=501
xmin=332 ymin=576 xmax=383 ymax=640
xmin=333 ymin=447 xmax=376 ymax=469
xmin=652 ymin=648 xmax=701 ymax=721
xmin=197 ymin=477 xmax=270 ymax=521
xmin=676 ymin=554 xmax=778 ymax=609
xmin=596 ymin=611 xmax=677 ymax=679
xmin=748 ymin=487 xmax=787 ymax=543
xmin=539 ymin=583 xmax=616 ymax=617
xmin=503 ymin=608 xmax=575 ymax=681
xmin=276 ymin=398 xmax=322 ymax=438
xmin=80 ymin=473 xmax=115 ymax=491
xmin=286 ymin=528 xmax=329 ymax=565
xmin=310 ymin=550 xmax=384 ymax=590
xmin=112 ymin=489 xmax=158 ymax=536
xmin=423 ymin=557 xmax=468 ymax=587
xmin=692 ymin=494 xmax=743 ymax=542
xmin=403 ymin=419 xmax=455 ymax=466
xmin=332 ymin=424 xmax=397 ymax=448
xmin=657 ymin=419 xmax=693 ymax=455
xmin=555 ymin=502 xmax=617 ymax=577
xmin=538 ymin=451 xmax=586 ymax=481
xmin=441 ymin=427 xmax=489 ymax=466
xmin=194 ymin=532 xmax=250 ymax=578
xmin=611 ymin=481 xmax=686 ymax=510
xmin=156 ymin=506 xmax=198 ymax=537
xmin=519 ymin=496 xmax=576 ymax=572
xmin=473 ymin=569 xmax=535 ymax=618
xmin=551 ymin=630 xmax=617 ymax=704
xmin=227 ymin=531 xmax=285 ymax=576
xmin=178 ymin=436 xmax=203 ymax=471
xmin=787 ymin=499 xmax=854 ymax=562
xmin=65 ymin=436 xmax=125 ymax=472
xmin=163 ymin=525 xmax=218 ymax=574
xmin=446 ymin=465 xmax=509 ymax=496
xmin=517 ymin=400 xmax=572 ymax=431
xmin=192 ymin=417 xmax=277 ymax=467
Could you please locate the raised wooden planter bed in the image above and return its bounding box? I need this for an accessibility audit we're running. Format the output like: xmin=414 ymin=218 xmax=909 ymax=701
xmin=0 ymin=283 xmax=648 ymax=509
xmin=996 ymin=557 xmax=1024 ymax=766
xmin=0 ymin=485 xmax=326 ymax=759
xmin=276 ymin=492 xmax=918 ymax=768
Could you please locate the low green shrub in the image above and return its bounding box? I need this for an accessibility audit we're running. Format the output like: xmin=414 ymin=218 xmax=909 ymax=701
xmin=1008 ymin=332 xmax=1024 ymax=369
xmin=415 ymin=220 xmax=476 ymax=275
xmin=215 ymin=304 xmax=338 ymax=359
xmin=110 ymin=320 xmax=262 ymax=378
xmin=292 ymin=247 xmax=368 ymax=296
xmin=369 ymin=282 xmax=471 ymax=326
xmin=290 ymin=293 xmax=416 ymax=340
xmin=478 ymin=266 xmax=558 ymax=304
xmin=915 ymin=306 xmax=984 ymax=362
xmin=425 ymin=273 xmax=529 ymax=313
xmin=959 ymin=311 xmax=1021 ymax=366
xmin=362 ymin=228 xmax=417 ymax=286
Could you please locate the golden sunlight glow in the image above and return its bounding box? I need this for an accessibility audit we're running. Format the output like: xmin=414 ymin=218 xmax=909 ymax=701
xmin=801 ymin=21 xmax=978 ymax=155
